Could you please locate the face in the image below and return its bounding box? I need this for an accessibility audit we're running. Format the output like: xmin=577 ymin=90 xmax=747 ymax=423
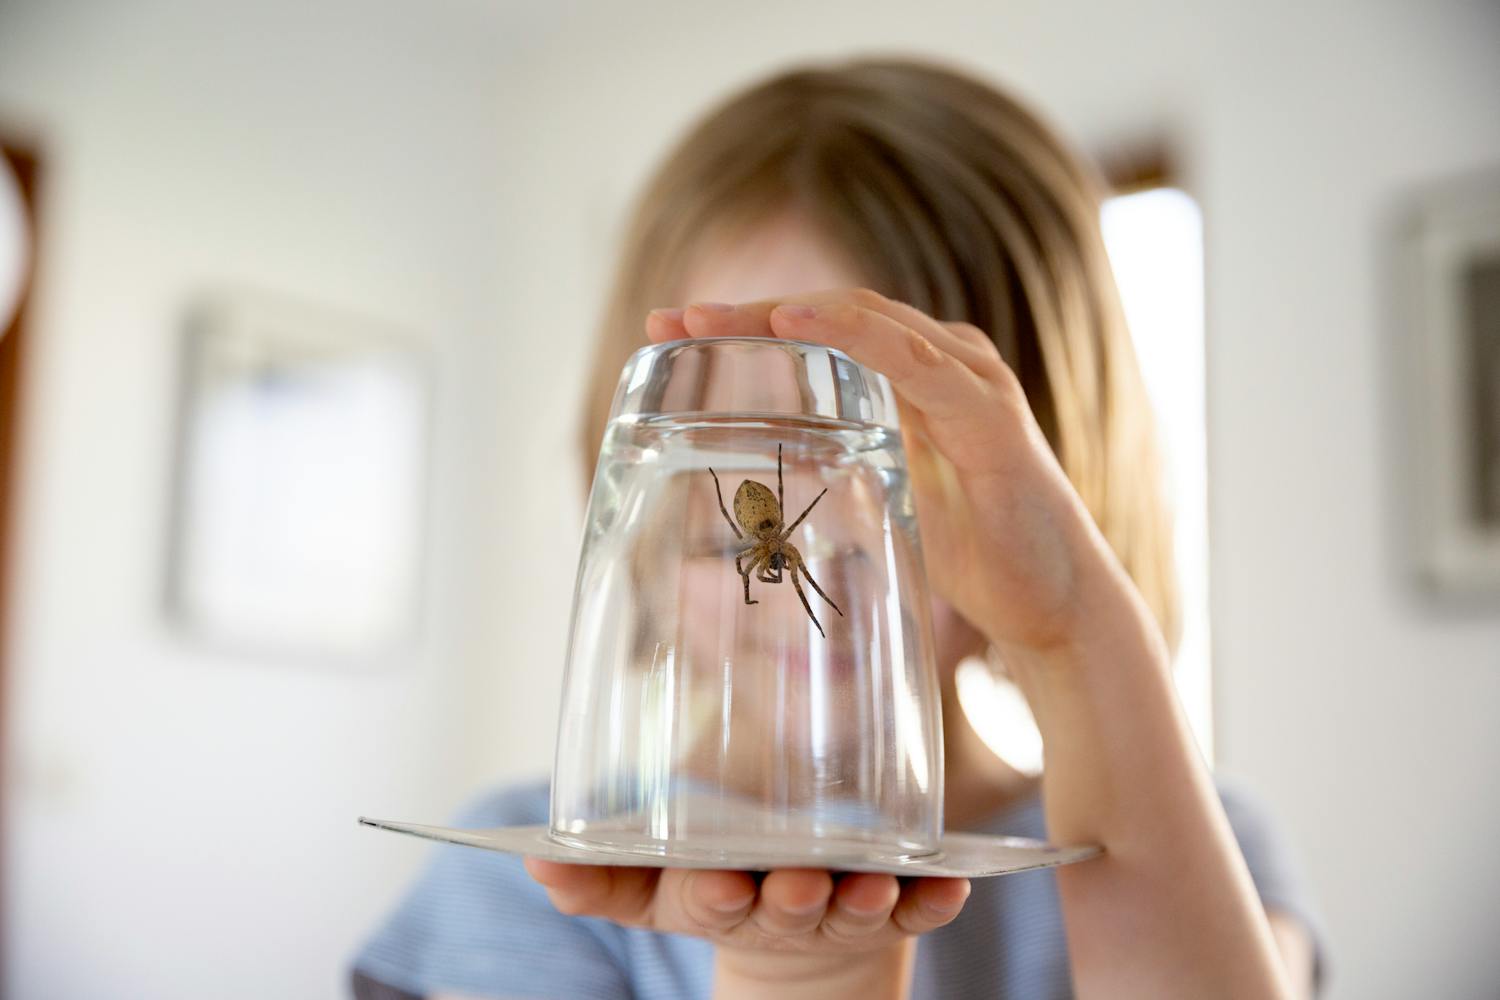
xmin=676 ymin=210 xmax=984 ymax=684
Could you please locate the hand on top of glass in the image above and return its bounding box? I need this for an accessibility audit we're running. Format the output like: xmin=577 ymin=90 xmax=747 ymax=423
xmin=647 ymin=288 xmax=1123 ymax=662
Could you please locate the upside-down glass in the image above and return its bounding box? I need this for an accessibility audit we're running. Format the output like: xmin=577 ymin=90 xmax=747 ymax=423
xmin=550 ymin=336 xmax=944 ymax=867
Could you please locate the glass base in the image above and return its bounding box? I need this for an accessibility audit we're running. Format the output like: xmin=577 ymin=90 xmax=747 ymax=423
xmin=549 ymin=829 xmax=941 ymax=868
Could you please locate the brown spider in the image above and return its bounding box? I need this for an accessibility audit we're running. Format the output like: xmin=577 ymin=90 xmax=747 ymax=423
xmin=709 ymin=444 xmax=844 ymax=638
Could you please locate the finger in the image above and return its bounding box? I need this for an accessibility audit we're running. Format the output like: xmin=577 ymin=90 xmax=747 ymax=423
xmin=890 ymin=877 xmax=971 ymax=935
xmin=942 ymin=318 xmax=1002 ymax=354
xmin=868 ymin=297 xmax=1007 ymax=381
xmin=678 ymin=292 xmax=868 ymax=340
xmin=915 ymin=317 xmax=1006 ymax=383
xmin=820 ymin=873 xmax=901 ymax=945
xmin=646 ymin=307 xmax=689 ymax=343
xmin=768 ymin=301 xmax=990 ymax=423
xmin=671 ymin=869 xmax=758 ymax=933
xmin=936 ymin=320 xmax=1008 ymax=380
xmin=661 ymin=290 xmax=1025 ymax=471
xmin=678 ymin=291 xmax=1004 ymax=382
xmin=751 ymin=868 xmax=834 ymax=938
xmin=522 ymin=857 xmax=607 ymax=901
xmin=522 ymin=859 xmax=657 ymax=924
xmin=682 ymin=300 xmax=776 ymax=339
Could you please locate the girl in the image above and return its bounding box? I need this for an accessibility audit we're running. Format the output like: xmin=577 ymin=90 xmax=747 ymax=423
xmin=353 ymin=56 xmax=1321 ymax=1000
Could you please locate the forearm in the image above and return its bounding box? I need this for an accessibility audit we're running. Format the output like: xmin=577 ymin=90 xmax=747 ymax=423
xmin=713 ymin=941 xmax=915 ymax=1000
xmin=1001 ymin=562 xmax=1290 ymax=1000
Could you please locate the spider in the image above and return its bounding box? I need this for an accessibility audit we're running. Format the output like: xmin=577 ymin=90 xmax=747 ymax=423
xmin=708 ymin=444 xmax=844 ymax=638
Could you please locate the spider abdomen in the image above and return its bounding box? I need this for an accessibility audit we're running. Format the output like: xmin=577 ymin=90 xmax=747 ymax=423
xmin=733 ymin=479 xmax=782 ymax=538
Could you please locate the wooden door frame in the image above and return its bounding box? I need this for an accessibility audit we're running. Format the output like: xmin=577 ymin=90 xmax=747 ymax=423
xmin=0 ymin=139 xmax=41 ymax=993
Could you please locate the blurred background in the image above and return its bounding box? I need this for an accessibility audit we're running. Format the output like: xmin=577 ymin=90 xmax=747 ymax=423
xmin=1 ymin=1 xmax=1498 ymax=997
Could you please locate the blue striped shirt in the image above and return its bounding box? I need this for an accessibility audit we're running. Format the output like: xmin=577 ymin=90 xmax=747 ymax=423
xmin=352 ymin=780 xmax=1322 ymax=999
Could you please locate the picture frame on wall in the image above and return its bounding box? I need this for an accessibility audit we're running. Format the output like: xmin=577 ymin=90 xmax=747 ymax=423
xmin=1403 ymin=171 xmax=1500 ymax=595
xmin=164 ymin=289 xmax=433 ymax=664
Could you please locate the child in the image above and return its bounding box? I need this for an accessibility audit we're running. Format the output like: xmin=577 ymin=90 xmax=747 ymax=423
xmin=353 ymin=56 xmax=1321 ymax=1000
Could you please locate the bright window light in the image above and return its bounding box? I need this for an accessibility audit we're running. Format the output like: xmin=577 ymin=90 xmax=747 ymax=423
xmin=959 ymin=186 xmax=1212 ymax=769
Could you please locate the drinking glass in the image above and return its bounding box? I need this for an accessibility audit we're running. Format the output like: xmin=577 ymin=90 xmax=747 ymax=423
xmin=549 ymin=336 xmax=944 ymax=867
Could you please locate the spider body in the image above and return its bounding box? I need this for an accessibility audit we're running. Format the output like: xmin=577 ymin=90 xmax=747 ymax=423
xmin=732 ymin=480 xmax=782 ymax=538
xmin=709 ymin=445 xmax=844 ymax=637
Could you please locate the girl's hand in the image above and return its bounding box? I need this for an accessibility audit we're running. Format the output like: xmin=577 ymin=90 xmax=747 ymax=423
xmin=524 ymin=860 xmax=967 ymax=994
xmin=647 ymin=290 xmax=1129 ymax=657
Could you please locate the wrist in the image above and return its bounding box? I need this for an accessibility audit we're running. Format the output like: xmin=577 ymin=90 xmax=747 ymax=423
xmin=990 ymin=534 xmax=1168 ymax=678
xmin=989 ymin=564 xmax=1174 ymax=742
xmin=713 ymin=941 xmax=914 ymax=1000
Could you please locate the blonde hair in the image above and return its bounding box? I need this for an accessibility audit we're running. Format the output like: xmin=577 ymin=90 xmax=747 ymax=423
xmin=581 ymin=56 xmax=1180 ymax=652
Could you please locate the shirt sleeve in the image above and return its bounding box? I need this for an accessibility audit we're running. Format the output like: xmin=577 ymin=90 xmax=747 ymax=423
xmin=1217 ymin=781 xmax=1329 ymax=995
xmin=350 ymin=784 xmax=632 ymax=1000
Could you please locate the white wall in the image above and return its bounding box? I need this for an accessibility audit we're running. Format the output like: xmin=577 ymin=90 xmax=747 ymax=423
xmin=2 ymin=1 xmax=1497 ymax=998
xmin=0 ymin=3 xmax=524 ymax=998
xmin=1200 ymin=7 xmax=1500 ymax=997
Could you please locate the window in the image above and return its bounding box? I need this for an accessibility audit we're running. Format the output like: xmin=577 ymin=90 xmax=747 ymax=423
xmin=957 ymin=185 xmax=1212 ymax=770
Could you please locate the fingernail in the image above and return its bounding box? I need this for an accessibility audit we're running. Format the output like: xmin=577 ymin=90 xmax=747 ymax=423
xmin=693 ymin=301 xmax=734 ymax=312
xmin=776 ymin=304 xmax=817 ymax=319
xmin=650 ymin=307 xmax=684 ymax=321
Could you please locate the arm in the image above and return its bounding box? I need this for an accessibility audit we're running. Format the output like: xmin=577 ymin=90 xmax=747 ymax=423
xmin=1220 ymin=782 xmax=1323 ymax=997
xmin=1003 ymin=571 xmax=1291 ymax=999
xmin=1268 ymin=912 xmax=1316 ymax=1000
xmin=664 ymin=290 xmax=1290 ymax=999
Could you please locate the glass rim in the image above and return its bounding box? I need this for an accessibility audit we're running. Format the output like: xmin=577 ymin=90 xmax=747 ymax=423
xmin=612 ymin=335 xmax=900 ymax=430
xmin=625 ymin=334 xmax=859 ymax=363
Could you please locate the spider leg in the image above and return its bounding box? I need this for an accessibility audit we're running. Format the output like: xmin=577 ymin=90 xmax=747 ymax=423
xmin=738 ymin=548 xmax=768 ymax=606
xmin=733 ymin=540 xmax=759 ymax=576
xmin=781 ymin=487 xmax=828 ymax=539
xmin=757 ymin=551 xmax=783 ymax=583
xmin=708 ymin=467 xmax=743 ymax=539
xmin=777 ymin=443 xmax=784 ymax=515
xmin=786 ymin=560 xmax=827 ymax=638
xmin=791 ymin=548 xmax=844 ymax=618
